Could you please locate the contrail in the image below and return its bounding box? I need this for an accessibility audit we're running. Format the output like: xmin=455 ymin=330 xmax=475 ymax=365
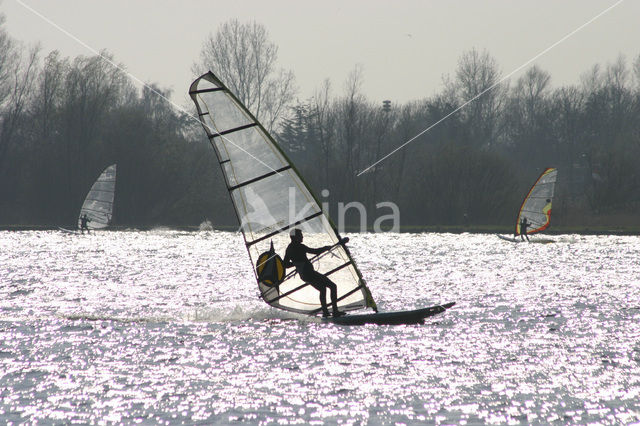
xmin=13 ymin=0 xmax=283 ymax=176
xmin=357 ymin=0 xmax=626 ymax=176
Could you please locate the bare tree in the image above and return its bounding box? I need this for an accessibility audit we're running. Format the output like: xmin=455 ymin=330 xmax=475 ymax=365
xmin=580 ymin=64 xmax=603 ymax=93
xmin=503 ymin=65 xmax=552 ymax=163
xmin=633 ymin=54 xmax=640 ymax=90
xmin=551 ymin=86 xmax=585 ymax=198
xmin=449 ymin=48 xmax=507 ymax=147
xmin=0 ymin=36 xmax=39 ymax=167
xmin=604 ymin=55 xmax=632 ymax=119
xmin=507 ymin=65 xmax=551 ymax=132
xmin=0 ymin=14 xmax=16 ymax=108
xmin=334 ymin=65 xmax=369 ymax=199
xmin=34 ymin=51 xmax=68 ymax=140
xmin=514 ymin=66 xmax=551 ymax=113
xmin=192 ymin=19 xmax=297 ymax=132
xmin=310 ymin=78 xmax=334 ymax=188
xmin=341 ymin=65 xmax=366 ymax=175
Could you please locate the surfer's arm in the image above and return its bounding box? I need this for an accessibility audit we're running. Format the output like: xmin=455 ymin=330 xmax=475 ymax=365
xmin=305 ymin=244 xmax=331 ymax=255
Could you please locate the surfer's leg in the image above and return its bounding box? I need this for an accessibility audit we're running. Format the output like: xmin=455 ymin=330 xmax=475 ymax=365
xmin=307 ymin=280 xmax=330 ymax=316
xmin=317 ymin=275 xmax=344 ymax=316
xmin=326 ymin=279 xmax=339 ymax=312
xmin=318 ymin=286 xmax=329 ymax=314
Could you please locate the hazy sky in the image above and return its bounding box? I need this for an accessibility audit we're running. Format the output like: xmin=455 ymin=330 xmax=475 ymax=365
xmin=2 ymin=0 xmax=639 ymax=107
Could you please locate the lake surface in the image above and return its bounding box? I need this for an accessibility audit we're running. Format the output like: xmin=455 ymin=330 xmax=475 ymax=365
xmin=1 ymin=230 xmax=639 ymax=424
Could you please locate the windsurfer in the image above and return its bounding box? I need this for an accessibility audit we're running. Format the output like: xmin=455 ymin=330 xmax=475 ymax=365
xmin=80 ymin=214 xmax=91 ymax=234
xmin=519 ymin=217 xmax=530 ymax=242
xmin=283 ymin=229 xmax=347 ymax=317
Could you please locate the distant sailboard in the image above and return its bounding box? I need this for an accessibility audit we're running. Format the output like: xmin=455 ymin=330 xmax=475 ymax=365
xmin=496 ymin=234 xmax=554 ymax=244
xmin=498 ymin=167 xmax=557 ymax=243
xmin=189 ymin=72 xmax=453 ymax=324
xmin=59 ymin=164 xmax=117 ymax=233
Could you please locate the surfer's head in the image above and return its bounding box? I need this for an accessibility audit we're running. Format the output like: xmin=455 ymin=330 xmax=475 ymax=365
xmin=290 ymin=228 xmax=303 ymax=242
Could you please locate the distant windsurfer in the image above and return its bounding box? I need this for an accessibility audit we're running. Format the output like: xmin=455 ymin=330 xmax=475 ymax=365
xmin=519 ymin=217 xmax=530 ymax=242
xmin=283 ymin=229 xmax=347 ymax=318
xmin=80 ymin=214 xmax=91 ymax=234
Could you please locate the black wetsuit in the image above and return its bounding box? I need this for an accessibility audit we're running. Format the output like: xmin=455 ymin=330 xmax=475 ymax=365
xmin=283 ymin=241 xmax=339 ymax=316
xmin=519 ymin=219 xmax=530 ymax=242
xmin=80 ymin=216 xmax=91 ymax=233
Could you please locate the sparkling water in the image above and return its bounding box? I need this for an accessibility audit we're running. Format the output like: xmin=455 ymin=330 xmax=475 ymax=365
xmin=1 ymin=230 xmax=639 ymax=424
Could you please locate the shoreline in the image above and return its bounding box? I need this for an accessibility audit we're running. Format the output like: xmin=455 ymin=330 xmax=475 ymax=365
xmin=2 ymin=224 xmax=639 ymax=236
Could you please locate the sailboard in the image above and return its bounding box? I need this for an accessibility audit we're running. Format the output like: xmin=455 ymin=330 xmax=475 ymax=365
xmin=496 ymin=234 xmax=555 ymax=244
xmin=498 ymin=167 xmax=557 ymax=243
xmin=324 ymin=302 xmax=456 ymax=325
xmin=189 ymin=71 xmax=453 ymax=323
xmin=59 ymin=164 xmax=117 ymax=233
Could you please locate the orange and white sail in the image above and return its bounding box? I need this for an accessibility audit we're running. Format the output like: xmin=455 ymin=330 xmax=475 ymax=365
xmin=515 ymin=167 xmax=558 ymax=236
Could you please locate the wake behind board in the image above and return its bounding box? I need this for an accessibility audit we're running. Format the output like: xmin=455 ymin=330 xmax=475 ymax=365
xmin=58 ymin=227 xmax=79 ymax=234
xmin=324 ymin=302 xmax=455 ymax=325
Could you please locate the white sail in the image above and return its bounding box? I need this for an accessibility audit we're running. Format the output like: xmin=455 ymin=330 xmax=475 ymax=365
xmin=515 ymin=167 xmax=557 ymax=235
xmin=78 ymin=164 xmax=117 ymax=230
xmin=189 ymin=72 xmax=376 ymax=315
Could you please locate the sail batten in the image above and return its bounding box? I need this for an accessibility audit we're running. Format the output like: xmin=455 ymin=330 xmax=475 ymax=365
xmin=211 ymin=123 xmax=258 ymax=138
xmin=515 ymin=167 xmax=557 ymax=236
xmin=324 ymin=261 xmax=354 ymax=277
xmin=228 ymin=166 xmax=292 ymax=191
xmin=78 ymin=164 xmax=117 ymax=230
xmin=189 ymin=72 xmax=377 ymax=315
xmin=189 ymin=87 xmax=224 ymax=95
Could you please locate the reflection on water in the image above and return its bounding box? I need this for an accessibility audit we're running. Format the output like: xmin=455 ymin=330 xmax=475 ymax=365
xmin=1 ymin=230 xmax=639 ymax=423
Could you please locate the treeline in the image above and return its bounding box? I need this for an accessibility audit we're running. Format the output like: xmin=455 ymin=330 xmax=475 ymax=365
xmin=2 ymin=18 xmax=640 ymax=229
xmin=0 ymin=43 xmax=234 ymax=227
xmin=280 ymin=53 xmax=640 ymax=228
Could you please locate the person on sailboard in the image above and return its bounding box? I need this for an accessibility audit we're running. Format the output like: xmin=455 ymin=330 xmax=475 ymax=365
xmin=283 ymin=229 xmax=347 ymax=318
xmin=519 ymin=217 xmax=530 ymax=242
xmin=80 ymin=214 xmax=91 ymax=234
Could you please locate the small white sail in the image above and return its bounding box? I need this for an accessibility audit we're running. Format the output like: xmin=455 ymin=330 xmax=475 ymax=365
xmin=78 ymin=164 xmax=117 ymax=230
